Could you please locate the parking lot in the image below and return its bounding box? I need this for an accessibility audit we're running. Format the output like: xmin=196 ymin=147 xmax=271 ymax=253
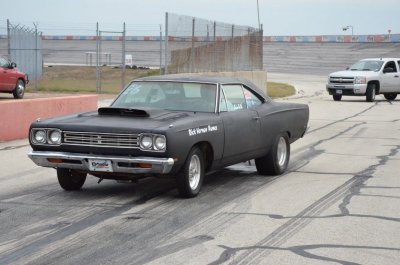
xmin=0 ymin=73 xmax=399 ymax=264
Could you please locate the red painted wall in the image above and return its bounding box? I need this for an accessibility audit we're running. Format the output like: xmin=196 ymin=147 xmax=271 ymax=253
xmin=0 ymin=95 xmax=98 ymax=142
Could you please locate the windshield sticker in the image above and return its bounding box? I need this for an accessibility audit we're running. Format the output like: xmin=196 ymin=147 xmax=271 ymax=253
xmin=188 ymin=125 xmax=218 ymax=136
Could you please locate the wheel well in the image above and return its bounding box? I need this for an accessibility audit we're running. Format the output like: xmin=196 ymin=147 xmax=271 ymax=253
xmin=368 ymin=81 xmax=380 ymax=94
xmin=194 ymin=141 xmax=214 ymax=172
xmin=17 ymin=78 xmax=25 ymax=86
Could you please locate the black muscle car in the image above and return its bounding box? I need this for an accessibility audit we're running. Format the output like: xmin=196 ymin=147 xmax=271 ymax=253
xmin=28 ymin=76 xmax=309 ymax=198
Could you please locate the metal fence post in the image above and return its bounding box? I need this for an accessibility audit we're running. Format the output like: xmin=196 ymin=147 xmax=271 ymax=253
xmin=7 ymin=19 xmax=11 ymax=60
xmin=231 ymin=24 xmax=234 ymax=71
xmin=164 ymin=12 xmax=168 ymax=75
xmin=96 ymin=22 xmax=100 ymax=93
xmin=191 ymin=17 xmax=195 ymax=73
xmin=34 ymin=22 xmax=38 ymax=90
xmin=213 ymin=21 xmax=216 ymax=72
xmin=122 ymin=22 xmax=126 ymax=90
xmin=159 ymin=24 xmax=162 ymax=75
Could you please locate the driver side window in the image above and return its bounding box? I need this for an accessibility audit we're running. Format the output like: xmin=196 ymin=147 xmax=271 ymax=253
xmin=384 ymin=61 xmax=397 ymax=72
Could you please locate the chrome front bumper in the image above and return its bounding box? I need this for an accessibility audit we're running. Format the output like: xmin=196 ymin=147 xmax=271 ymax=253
xmin=28 ymin=151 xmax=175 ymax=174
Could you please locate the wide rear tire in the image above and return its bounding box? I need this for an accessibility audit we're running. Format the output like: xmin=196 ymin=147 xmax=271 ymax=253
xmin=177 ymin=147 xmax=205 ymax=198
xmin=255 ymin=133 xmax=290 ymax=176
xmin=57 ymin=168 xmax=87 ymax=191
xmin=384 ymin=93 xmax=397 ymax=101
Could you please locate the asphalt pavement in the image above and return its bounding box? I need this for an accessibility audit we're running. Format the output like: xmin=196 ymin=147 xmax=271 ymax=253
xmin=0 ymin=73 xmax=399 ymax=264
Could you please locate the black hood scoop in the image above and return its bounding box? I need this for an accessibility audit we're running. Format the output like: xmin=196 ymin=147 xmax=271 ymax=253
xmin=98 ymin=107 xmax=149 ymax=117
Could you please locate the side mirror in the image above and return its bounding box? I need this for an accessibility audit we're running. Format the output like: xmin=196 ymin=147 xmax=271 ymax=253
xmin=345 ymin=67 xmax=350 ymax=70
xmin=9 ymin=62 xmax=17 ymax=68
xmin=383 ymin=67 xmax=394 ymax=73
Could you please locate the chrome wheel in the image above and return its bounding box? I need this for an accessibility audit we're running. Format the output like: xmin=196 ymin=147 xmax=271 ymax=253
xmin=188 ymin=154 xmax=201 ymax=190
xmin=177 ymin=147 xmax=204 ymax=198
xmin=13 ymin=80 xmax=25 ymax=99
xmin=277 ymin=136 xmax=287 ymax=168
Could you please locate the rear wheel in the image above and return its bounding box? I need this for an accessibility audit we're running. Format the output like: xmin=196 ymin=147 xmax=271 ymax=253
xmin=177 ymin=147 xmax=204 ymax=198
xmin=366 ymin=83 xmax=376 ymax=102
xmin=384 ymin=93 xmax=397 ymax=101
xmin=333 ymin=94 xmax=342 ymax=101
xmin=57 ymin=168 xmax=86 ymax=190
xmin=13 ymin=79 xmax=25 ymax=99
xmin=255 ymin=133 xmax=290 ymax=176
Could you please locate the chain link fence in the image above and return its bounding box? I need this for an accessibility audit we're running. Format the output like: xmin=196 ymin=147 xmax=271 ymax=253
xmin=0 ymin=16 xmax=262 ymax=94
xmin=165 ymin=13 xmax=263 ymax=74
xmin=1 ymin=20 xmax=43 ymax=83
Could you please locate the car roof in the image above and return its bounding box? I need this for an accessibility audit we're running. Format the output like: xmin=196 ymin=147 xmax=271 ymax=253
xmin=134 ymin=75 xmax=268 ymax=99
xmin=361 ymin=58 xmax=400 ymax=61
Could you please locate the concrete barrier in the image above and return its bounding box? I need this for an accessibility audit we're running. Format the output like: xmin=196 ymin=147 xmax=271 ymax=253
xmin=0 ymin=95 xmax=98 ymax=142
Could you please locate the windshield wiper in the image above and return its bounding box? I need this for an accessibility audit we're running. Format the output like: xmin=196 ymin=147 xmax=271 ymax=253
xmin=362 ymin=69 xmax=371 ymax=71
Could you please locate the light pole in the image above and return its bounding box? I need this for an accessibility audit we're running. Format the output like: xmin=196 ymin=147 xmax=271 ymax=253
xmin=342 ymin=25 xmax=354 ymax=36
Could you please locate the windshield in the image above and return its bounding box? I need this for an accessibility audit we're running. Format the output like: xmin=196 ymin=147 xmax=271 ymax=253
xmin=349 ymin=60 xmax=383 ymax=71
xmin=112 ymin=81 xmax=217 ymax=113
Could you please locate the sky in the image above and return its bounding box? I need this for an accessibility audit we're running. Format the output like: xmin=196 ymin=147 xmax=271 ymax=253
xmin=1 ymin=0 xmax=399 ymax=36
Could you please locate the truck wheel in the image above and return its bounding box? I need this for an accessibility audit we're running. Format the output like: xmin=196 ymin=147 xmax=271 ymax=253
xmin=177 ymin=147 xmax=204 ymax=198
xmin=57 ymin=168 xmax=86 ymax=191
xmin=255 ymin=133 xmax=290 ymax=176
xmin=366 ymin=83 xmax=376 ymax=102
xmin=12 ymin=79 xmax=25 ymax=99
xmin=384 ymin=93 xmax=397 ymax=101
xmin=333 ymin=94 xmax=342 ymax=101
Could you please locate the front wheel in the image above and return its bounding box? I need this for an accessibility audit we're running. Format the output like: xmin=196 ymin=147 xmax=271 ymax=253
xmin=57 ymin=168 xmax=87 ymax=191
xmin=333 ymin=94 xmax=342 ymax=101
xmin=366 ymin=83 xmax=376 ymax=102
xmin=384 ymin=93 xmax=397 ymax=101
xmin=176 ymin=147 xmax=205 ymax=198
xmin=255 ymin=133 xmax=290 ymax=176
xmin=13 ymin=79 xmax=25 ymax=99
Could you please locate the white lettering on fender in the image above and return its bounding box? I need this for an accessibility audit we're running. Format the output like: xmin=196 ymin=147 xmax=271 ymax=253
xmin=188 ymin=125 xmax=218 ymax=136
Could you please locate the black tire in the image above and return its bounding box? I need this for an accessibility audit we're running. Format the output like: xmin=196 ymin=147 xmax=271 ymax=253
xmin=384 ymin=93 xmax=397 ymax=101
xmin=333 ymin=94 xmax=342 ymax=101
xmin=57 ymin=168 xmax=87 ymax=191
xmin=255 ymin=133 xmax=290 ymax=176
xmin=366 ymin=83 xmax=376 ymax=102
xmin=176 ymin=147 xmax=205 ymax=198
xmin=12 ymin=79 xmax=25 ymax=99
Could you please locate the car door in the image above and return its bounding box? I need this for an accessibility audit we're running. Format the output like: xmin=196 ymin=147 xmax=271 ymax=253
xmin=219 ymin=84 xmax=262 ymax=164
xmin=381 ymin=60 xmax=399 ymax=92
xmin=0 ymin=58 xmax=17 ymax=90
xmin=0 ymin=58 xmax=11 ymax=90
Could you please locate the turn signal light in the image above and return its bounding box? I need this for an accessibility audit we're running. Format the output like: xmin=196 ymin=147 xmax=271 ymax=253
xmin=47 ymin=158 xmax=63 ymax=163
xmin=138 ymin=163 xmax=152 ymax=169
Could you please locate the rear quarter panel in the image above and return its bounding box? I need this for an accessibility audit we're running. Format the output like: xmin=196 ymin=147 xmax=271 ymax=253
xmin=258 ymin=101 xmax=309 ymax=147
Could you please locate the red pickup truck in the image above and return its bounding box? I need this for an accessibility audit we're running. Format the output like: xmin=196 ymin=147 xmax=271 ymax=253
xmin=0 ymin=57 xmax=29 ymax=99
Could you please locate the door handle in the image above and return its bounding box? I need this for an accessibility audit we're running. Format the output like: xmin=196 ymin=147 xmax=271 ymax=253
xmin=394 ymin=75 xmax=399 ymax=78
xmin=252 ymin=117 xmax=260 ymax=121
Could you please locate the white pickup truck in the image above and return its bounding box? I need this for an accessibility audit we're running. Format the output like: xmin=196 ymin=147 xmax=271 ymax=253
xmin=326 ymin=58 xmax=400 ymax=102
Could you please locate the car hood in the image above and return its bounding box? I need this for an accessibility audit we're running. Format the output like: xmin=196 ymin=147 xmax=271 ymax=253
xmin=329 ymin=70 xmax=378 ymax=78
xmin=33 ymin=107 xmax=204 ymax=133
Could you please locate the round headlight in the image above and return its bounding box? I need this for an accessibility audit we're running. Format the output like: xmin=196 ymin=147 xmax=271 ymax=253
xmin=49 ymin=130 xmax=61 ymax=144
xmin=34 ymin=130 xmax=46 ymax=144
xmin=140 ymin=135 xmax=153 ymax=149
xmin=154 ymin=135 xmax=166 ymax=150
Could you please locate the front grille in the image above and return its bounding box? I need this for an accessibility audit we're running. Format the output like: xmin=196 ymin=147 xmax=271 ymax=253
xmin=63 ymin=131 xmax=139 ymax=148
xmin=330 ymin=76 xmax=354 ymax=85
